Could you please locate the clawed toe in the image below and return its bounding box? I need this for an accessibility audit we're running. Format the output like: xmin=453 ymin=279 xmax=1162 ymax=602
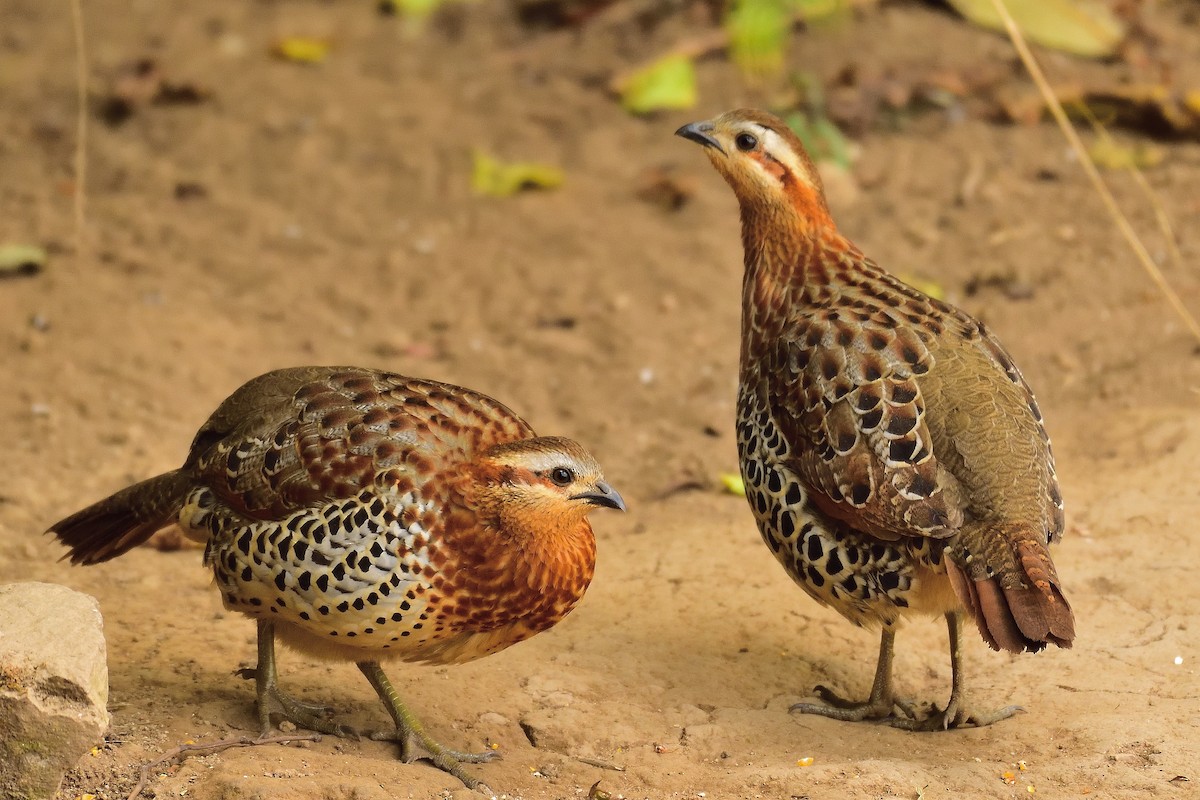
xmin=368 ymin=728 xmax=497 ymax=790
xmin=788 ymin=616 xmax=1029 ymax=734
xmin=790 ymin=685 xmax=898 ymax=723
xmin=259 ymin=685 xmax=359 ymax=739
xmin=443 ymin=747 xmax=500 ymax=765
xmin=367 ymin=727 xmax=500 ymax=764
xmin=810 ymin=684 xmax=865 ymax=711
xmin=885 ymin=701 xmax=1023 ymax=731
xmin=793 ymin=686 xmax=1023 ymax=731
xmin=790 ymin=679 xmax=1024 ymax=731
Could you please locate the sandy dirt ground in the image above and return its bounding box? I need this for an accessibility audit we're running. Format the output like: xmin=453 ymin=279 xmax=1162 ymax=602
xmin=2 ymin=1 xmax=1199 ymax=798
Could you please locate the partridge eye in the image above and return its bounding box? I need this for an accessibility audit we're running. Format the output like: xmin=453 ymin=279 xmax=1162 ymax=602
xmin=549 ymin=467 xmax=574 ymax=486
xmin=735 ymin=132 xmax=758 ymax=152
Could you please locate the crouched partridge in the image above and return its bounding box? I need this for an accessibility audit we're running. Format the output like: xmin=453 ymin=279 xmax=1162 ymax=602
xmin=48 ymin=366 xmax=624 ymax=786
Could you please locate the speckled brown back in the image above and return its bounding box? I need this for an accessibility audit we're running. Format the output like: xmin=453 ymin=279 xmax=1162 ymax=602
xmin=184 ymin=367 xmax=535 ymax=520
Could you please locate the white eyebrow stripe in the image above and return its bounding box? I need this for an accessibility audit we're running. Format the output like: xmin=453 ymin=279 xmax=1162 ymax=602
xmin=759 ymin=127 xmax=810 ymax=186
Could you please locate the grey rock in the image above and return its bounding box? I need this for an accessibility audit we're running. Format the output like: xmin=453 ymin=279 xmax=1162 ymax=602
xmin=0 ymin=582 xmax=109 ymax=800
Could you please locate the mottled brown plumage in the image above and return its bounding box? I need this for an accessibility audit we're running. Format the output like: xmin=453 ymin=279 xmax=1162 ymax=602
xmin=48 ymin=366 xmax=624 ymax=786
xmin=678 ymin=110 xmax=1073 ymax=729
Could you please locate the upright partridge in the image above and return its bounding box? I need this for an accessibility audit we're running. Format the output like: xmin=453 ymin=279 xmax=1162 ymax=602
xmin=47 ymin=366 xmax=624 ymax=786
xmin=677 ymin=109 xmax=1074 ymax=729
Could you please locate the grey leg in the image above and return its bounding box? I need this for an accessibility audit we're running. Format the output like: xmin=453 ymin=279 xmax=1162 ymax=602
xmin=251 ymin=620 xmax=356 ymax=738
xmin=892 ymin=612 xmax=1023 ymax=731
xmin=790 ymin=626 xmax=902 ymax=721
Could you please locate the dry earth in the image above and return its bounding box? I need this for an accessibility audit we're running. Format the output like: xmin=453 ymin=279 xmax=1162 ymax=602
xmin=1 ymin=1 xmax=1198 ymax=798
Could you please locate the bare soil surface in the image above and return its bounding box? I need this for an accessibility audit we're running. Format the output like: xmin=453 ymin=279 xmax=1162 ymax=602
xmin=2 ymin=2 xmax=1199 ymax=798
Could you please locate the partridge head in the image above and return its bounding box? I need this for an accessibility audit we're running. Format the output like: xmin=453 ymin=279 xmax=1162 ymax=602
xmin=676 ymin=109 xmax=834 ymax=234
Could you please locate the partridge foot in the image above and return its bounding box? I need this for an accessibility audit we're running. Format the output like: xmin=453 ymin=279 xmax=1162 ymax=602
xmin=358 ymin=661 xmax=499 ymax=789
xmin=790 ymin=627 xmax=908 ymax=724
xmin=252 ymin=621 xmax=358 ymax=739
xmin=887 ymin=614 xmax=1024 ymax=731
xmin=889 ymin=699 xmax=1023 ymax=731
xmin=791 ymin=617 xmax=1023 ymax=731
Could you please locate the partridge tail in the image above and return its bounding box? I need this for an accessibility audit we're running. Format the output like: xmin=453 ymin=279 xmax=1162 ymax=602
xmin=945 ymin=523 xmax=1075 ymax=654
xmin=47 ymin=470 xmax=192 ymax=565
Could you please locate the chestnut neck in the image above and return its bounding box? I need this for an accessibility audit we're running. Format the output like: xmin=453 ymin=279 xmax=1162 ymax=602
xmin=736 ymin=193 xmax=851 ymax=369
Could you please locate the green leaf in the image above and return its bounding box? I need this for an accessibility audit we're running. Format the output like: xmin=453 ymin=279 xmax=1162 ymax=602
xmin=945 ymin=0 xmax=1125 ymax=58
xmin=725 ymin=0 xmax=851 ymax=81
xmin=471 ymin=151 xmax=564 ymax=197
xmin=0 ymin=244 xmax=46 ymax=278
xmin=726 ymin=0 xmax=790 ymax=81
xmin=620 ymin=54 xmax=697 ymax=115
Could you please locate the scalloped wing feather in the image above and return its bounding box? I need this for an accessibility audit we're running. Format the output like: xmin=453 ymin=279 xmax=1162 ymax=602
xmin=768 ymin=309 xmax=968 ymax=542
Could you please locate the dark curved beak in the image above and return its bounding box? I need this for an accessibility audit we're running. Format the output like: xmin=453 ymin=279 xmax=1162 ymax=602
xmin=572 ymin=480 xmax=626 ymax=512
xmin=675 ymin=120 xmax=724 ymax=155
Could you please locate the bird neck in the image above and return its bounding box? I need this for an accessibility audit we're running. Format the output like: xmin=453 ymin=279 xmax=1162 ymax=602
xmin=737 ymin=201 xmax=853 ymax=369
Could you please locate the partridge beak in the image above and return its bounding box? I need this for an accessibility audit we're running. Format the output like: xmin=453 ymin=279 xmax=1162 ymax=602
xmin=675 ymin=120 xmax=725 ymax=155
xmin=572 ymin=481 xmax=626 ymax=512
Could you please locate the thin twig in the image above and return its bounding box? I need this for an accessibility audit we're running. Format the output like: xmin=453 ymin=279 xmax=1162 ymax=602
xmin=68 ymin=0 xmax=89 ymax=252
xmin=575 ymin=754 xmax=627 ymax=771
xmin=988 ymin=0 xmax=1200 ymax=345
xmin=1073 ymin=102 xmax=1186 ymax=275
xmin=125 ymin=733 xmax=321 ymax=800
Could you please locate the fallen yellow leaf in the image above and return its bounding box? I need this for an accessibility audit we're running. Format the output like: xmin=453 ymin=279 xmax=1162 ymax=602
xmin=272 ymin=37 xmax=331 ymax=64
xmin=1088 ymin=137 xmax=1164 ymax=170
xmin=0 ymin=244 xmax=46 ymax=277
xmin=946 ymin=0 xmax=1124 ymax=58
xmin=719 ymin=473 xmax=746 ymax=497
xmin=382 ymin=0 xmax=443 ymax=16
xmin=470 ymin=151 xmax=564 ymax=197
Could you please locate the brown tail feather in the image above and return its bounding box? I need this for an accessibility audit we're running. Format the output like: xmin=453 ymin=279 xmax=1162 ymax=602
xmin=946 ymin=524 xmax=1075 ymax=654
xmin=47 ymin=471 xmax=192 ymax=565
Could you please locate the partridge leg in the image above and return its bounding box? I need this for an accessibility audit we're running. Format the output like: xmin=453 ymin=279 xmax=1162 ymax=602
xmin=791 ymin=626 xmax=905 ymax=722
xmin=357 ymin=660 xmax=498 ymax=789
xmin=892 ymin=613 xmax=1023 ymax=731
xmin=251 ymin=621 xmax=357 ymax=738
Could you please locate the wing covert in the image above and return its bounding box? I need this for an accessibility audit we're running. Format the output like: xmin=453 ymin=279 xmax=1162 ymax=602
xmin=766 ymin=309 xmax=967 ymax=541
